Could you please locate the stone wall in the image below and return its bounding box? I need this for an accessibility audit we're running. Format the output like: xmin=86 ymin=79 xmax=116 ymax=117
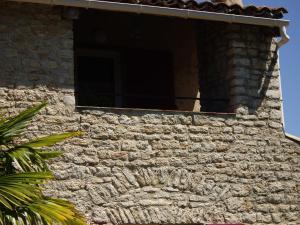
xmin=0 ymin=2 xmax=299 ymax=225
xmin=198 ymin=21 xmax=280 ymax=115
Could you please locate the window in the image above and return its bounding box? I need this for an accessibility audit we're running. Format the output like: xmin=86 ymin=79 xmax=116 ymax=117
xmin=74 ymin=10 xmax=232 ymax=112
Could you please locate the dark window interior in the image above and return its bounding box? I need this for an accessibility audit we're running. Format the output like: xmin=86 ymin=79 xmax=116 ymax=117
xmin=77 ymin=56 xmax=115 ymax=107
xmin=122 ymin=50 xmax=175 ymax=109
xmin=75 ymin=49 xmax=175 ymax=110
xmin=74 ymin=10 xmax=232 ymax=112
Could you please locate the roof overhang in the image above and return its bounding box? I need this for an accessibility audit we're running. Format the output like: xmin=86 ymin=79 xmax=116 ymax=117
xmin=8 ymin=0 xmax=289 ymax=27
xmin=285 ymin=133 xmax=300 ymax=144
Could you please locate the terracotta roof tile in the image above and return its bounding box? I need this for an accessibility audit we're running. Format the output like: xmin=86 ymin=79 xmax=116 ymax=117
xmin=103 ymin=0 xmax=287 ymax=19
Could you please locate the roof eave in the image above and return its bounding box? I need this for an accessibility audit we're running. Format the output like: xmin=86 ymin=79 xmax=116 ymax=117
xmin=285 ymin=133 xmax=300 ymax=144
xmin=8 ymin=0 xmax=290 ymax=27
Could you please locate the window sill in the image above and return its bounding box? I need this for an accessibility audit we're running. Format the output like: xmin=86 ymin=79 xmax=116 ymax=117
xmin=75 ymin=105 xmax=236 ymax=116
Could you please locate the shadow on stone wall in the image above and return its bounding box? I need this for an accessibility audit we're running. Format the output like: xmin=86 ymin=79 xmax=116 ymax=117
xmin=248 ymin=43 xmax=279 ymax=115
xmin=0 ymin=2 xmax=73 ymax=91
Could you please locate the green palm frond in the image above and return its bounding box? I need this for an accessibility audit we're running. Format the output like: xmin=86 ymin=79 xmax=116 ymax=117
xmin=0 ymin=102 xmax=47 ymax=145
xmin=23 ymin=132 xmax=82 ymax=149
xmin=0 ymin=198 xmax=87 ymax=225
xmin=0 ymin=172 xmax=53 ymax=210
xmin=27 ymin=198 xmax=87 ymax=225
xmin=4 ymin=132 xmax=81 ymax=172
xmin=36 ymin=151 xmax=62 ymax=160
xmin=0 ymin=102 xmax=88 ymax=225
xmin=6 ymin=147 xmax=49 ymax=172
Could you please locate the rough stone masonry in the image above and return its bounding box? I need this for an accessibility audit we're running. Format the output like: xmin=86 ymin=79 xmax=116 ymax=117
xmin=0 ymin=2 xmax=299 ymax=225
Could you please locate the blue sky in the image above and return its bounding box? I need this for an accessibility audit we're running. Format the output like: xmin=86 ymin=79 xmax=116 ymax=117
xmin=243 ymin=0 xmax=300 ymax=136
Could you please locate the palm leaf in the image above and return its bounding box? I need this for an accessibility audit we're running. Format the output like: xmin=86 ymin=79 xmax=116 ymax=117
xmin=36 ymin=151 xmax=63 ymax=160
xmin=6 ymin=132 xmax=82 ymax=173
xmin=0 ymin=198 xmax=87 ymax=225
xmin=0 ymin=102 xmax=88 ymax=225
xmin=4 ymin=132 xmax=82 ymax=172
xmin=0 ymin=102 xmax=47 ymax=145
xmin=0 ymin=172 xmax=53 ymax=209
xmin=6 ymin=147 xmax=48 ymax=172
xmin=23 ymin=131 xmax=82 ymax=149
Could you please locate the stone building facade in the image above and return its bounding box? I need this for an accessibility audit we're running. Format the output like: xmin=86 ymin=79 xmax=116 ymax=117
xmin=0 ymin=1 xmax=299 ymax=225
